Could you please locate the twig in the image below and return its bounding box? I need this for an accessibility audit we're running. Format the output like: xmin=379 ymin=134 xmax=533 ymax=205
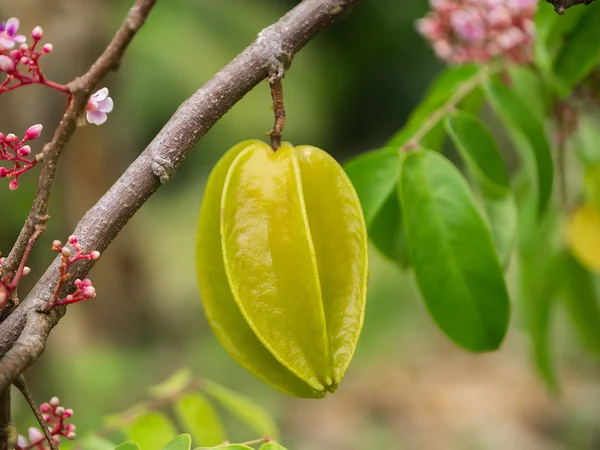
xmin=546 ymin=0 xmax=596 ymax=14
xmin=0 ymin=0 xmax=364 ymax=393
xmin=0 ymin=0 xmax=156 ymax=284
xmin=14 ymin=375 xmax=59 ymax=450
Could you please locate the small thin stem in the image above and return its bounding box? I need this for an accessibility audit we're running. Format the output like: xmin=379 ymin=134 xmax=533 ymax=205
xmin=8 ymin=225 xmax=45 ymax=292
xmin=14 ymin=376 xmax=59 ymax=450
xmin=238 ymin=437 xmax=272 ymax=446
xmin=401 ymin=63 xmax=499 ymax=152
xmin=268 ymin=75 xmax=285 ymax=150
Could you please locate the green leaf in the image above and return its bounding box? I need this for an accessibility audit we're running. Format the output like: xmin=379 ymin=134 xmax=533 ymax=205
xmin=175 ymin=393 xmax=226 ymax=447
xmin=344 ymin=148 xmax=400 ymax=225
xmin=387 ymin=65 xmax=484 ymax=150
xmin=202 ymin=380 xmax=278 ymax=440
xmin=148 ymin=368 xmax=192 ymax=399
xmin=485 ymin=78 xmax=554 ymax=217
xmin=562 ymin=253 xmax=600 ymax=356
xmin=163 ymin=435 xmax=192 ymax=450
xmin=127 ymin=412 xmax=178 ymax=450
xmin=115 ymin=443 xmax=141 ymax=450
xmin=399 ymin=149 xmax=510 ymax=351
xmin=506 ymin=65 xmax=548 ymax=120
xmin=444 ymin=111 xmax=517 ymax=266
xmin=368 ymin=192 xmax=410 ymax=269
xmin=259 ymin=443 xmax=288 ymax=450
xmin=554 ymin=1 xmax=600 ymax=96
xmin=534 ymin=1 xmax=560 ymax=84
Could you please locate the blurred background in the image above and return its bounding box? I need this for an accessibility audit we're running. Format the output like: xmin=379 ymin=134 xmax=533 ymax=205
xmin=1 ymin=0 xmax=600 ymax=449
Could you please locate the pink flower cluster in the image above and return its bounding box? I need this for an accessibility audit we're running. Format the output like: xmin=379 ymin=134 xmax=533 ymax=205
xmin=45 ymin=235 xmax=100 ymax=310
xmin=0 ymin=124 xmax=43 ymax=190
xmin=0 ymin=18 xmax=61 ymax=94
xmin=416 ymin=0 xmax=537 ymax=64
xmin=17 ymin=397 xmax=76 ymax=449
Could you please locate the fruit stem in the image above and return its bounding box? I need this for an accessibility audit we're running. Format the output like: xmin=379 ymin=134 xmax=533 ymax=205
xmin=268 ymin=72 xmax=286 ymax=151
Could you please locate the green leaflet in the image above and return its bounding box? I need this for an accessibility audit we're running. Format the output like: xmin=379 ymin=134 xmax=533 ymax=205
xmin=114 ymin=443 xmax=141 ymax=450
xmin=343 ymin=148 xmax=400 ymax=226
xmin=562 ymin=253 xmax=600 ymax=356
xmin=400 ymin=149 xmax=510 ymax=352
xmin=485 ymin=79 xmax=554 ymax=218
xmin=163 ymin=435 xmax=192 ymax=450
xmin=175 ymin=393 xmax=226 ymax=447
xmin=259 ymin=443 xmax=288 ymax=450
xmin=444 ymin=111 xmax=517 ymax=267
xmin=126 ymin=412 xmax=178 ymax=450
xmin=368 ymin=191 xmax=411 ymax=269
xmin=554 ymin=1 xmax=600 ymax=96
xmin=202 ymin=380 xmax=278 ymax=440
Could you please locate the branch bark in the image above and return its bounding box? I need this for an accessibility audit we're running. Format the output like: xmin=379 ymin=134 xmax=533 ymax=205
xmin=0 ymin=0 xmax=364 ymax=392
xmin=1 ymin=0 xmax=156 ymax=279
xmin=546 ymin=0 xmax=596 ymax=13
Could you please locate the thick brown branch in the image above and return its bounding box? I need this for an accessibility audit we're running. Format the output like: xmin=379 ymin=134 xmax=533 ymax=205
xmin=0 ymin=0 xmax=364 ymax=392
xmin=546 ymin=0 xmax=596 ymax=13
xmin=1 ymin=0 xmax=156 ymax=281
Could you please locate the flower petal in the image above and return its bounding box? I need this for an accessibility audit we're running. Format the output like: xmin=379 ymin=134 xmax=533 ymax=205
xmin=0 ymin=37 xmax=15 ymax=49
xmin=97 ymin=97 xmax=113 ymax=113
xmin=92 ymin=87 xmax=109 ymax=101
xmin=86 ymin=110 xmax=107 ymax=125
xmin=13 ymin=34 xmax=26 ymax=43
xmin=5 ymin=18 xmax=19 ymax=36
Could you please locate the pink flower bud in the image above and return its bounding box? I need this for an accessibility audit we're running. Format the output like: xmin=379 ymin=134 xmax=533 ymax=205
xmin=66 ymin=294 xmax=74 ymax=301
xmin=0 ymin=55 xmax=15 ymax=73
xmin=42 ymin=43 xmax=53 ymax=53
xmin=49 ymin=396 xmax=60 ymax=407
xmin=52 ymin=240 xmax=61 ymax=248
xmin=31 ymin=26 xmax=43 ymax=40
xmin=64 ymin=409 xmax=74 ymax=418
xmin=20 ymin=56 xmax=28 ymax=64
xmin=5 ymin=134 xmax=17 ymax=144
xmin=22 ymin=266 xmax=30 ymax=276
xmin=9 ymin=50 xmax=20 ymax=59
xmin=67 ymin=431 xmax=76 ymax=440
xmin=74 ymin=279 xmax=82 ymax=288
xmin=61 ymin=247 xmax=71 ymax=257
xmin=40 ymin=403 xmax=51 ymax=413
xmin=25 ymin=124 xmax=43 ymax=140
xmin=0 ymin=133 xmax=5 ymax=143
xmin=0 ymin=167 xmax=7 ymax=178
xmin=68 ymin=235 xmax=78 ymax=244
xmin=53 ymin=435 xmax=60 ymax=444
xmin=19 ymin=145 xmax=31 ymax=156
xmin=90 ymin=251 xmax=100 ymax=260
xmin=42 ymin=413 xmax=51 ymax=422
xmin=55 ymin=406 xmax=65 ymax=416
xmin=82 ymin=286 xmax=96 ymax=299
xmin=19 ymin=43 xmax=27 ymax=51
xmin=9 ymin=179 xmax=18 ymax=190
xmin=82 ymin=279 xmax=92 ymax=287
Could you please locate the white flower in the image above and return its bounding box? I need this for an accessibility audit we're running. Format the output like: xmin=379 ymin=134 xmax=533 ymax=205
xmin=86 ymin=87 xmax=114 ymax=125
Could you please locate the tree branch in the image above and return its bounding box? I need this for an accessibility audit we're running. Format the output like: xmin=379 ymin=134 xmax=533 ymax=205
xmin=1 ymin=0 xmax=156 ymax=280
xmin=546 ymin=0 xmax=596 ymax=14
xmin=0 ymin=0 xmax=364 ymax=392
